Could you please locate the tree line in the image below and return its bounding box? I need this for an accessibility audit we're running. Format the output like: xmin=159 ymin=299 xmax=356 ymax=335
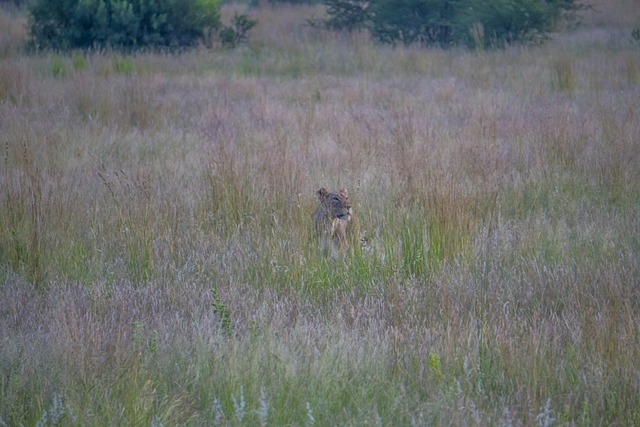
xmin=13 ymin=0 xmax=593 ymax=51
xmin=315 ymin=0 xmax=588 ymax=49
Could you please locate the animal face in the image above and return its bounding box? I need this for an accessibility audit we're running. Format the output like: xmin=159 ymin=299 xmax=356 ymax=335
xmin=317 ymin=187 xmax=352 ymax=221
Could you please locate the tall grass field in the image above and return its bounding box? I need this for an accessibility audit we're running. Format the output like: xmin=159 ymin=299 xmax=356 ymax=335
xmin=1 ymin=1 xmax=639 ymax=425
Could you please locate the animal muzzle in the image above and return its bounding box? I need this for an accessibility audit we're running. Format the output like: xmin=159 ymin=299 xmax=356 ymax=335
xmin=337 ymin=208 xmax=352 ymax=221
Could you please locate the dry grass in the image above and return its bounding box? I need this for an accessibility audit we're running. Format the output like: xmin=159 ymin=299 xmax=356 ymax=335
xmin=0 ymin=5 xmax=26 ymax=58
xmin=1 ymin=2 xmax=640 ymax=425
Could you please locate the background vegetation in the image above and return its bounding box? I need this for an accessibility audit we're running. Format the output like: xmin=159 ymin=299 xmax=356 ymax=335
xmin=1 ymin=0 xmax=640 ymax=425
xmin=319 ymin=0 xmax=585 ymax=48
xmin=27 ymin=0 xmax=222 ymax=50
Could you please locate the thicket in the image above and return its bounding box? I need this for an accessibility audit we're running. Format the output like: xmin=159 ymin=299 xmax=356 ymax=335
xmin=320 ymin=0 xmax=586 ymax=48
xmin=27 ymin=0 xmax=221 ymax=50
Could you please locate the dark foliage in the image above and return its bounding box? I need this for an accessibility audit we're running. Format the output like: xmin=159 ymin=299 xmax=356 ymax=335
xmin=220 ymin=13 xmax=257 ymax=48
xmin=320 ymin=0 xmax=586 ymax=48
xmin=28 ymin=0 xmax=221 ymax=51
xmin=370 ymin=0 xmax=462 ymax=47
xmin=458 ymin=0 xmax=586 ymax=48
xmin=322 ymin=0 xmax=370 ymax=32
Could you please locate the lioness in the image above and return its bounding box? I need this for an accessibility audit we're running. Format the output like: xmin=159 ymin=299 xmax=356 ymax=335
xmin=313 ymin=187 xmax=352 ymax=258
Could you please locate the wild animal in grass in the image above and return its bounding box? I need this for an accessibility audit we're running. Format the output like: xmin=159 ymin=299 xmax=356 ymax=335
xmin=313 ymin=187 xmax=353 ymax=259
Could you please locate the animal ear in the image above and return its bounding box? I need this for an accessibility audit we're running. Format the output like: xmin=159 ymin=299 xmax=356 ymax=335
xmin=339 ymin=188 xmax=349 ymax=198
xmin=316 ymin=187 xmax=329 ymax=201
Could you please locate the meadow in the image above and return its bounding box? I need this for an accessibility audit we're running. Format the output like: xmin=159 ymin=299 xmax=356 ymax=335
xmin=1 ymin=1 xmax=639 ymax=425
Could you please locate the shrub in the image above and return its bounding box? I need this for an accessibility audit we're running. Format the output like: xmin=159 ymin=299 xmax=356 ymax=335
xmin=370 ymin=0 xmax=461 ymax=47
xmin=28 ymin=0 xmax=221 ymax=51
xmin=319 ymin=0 xmax=370 ymax=32
xmin=458 ymin=0 xmax=584 ymax=48
xmin=220 ymin=13 xmax=257 ymax=49
xmin=320 ymin=0 xmax=586 ymax=48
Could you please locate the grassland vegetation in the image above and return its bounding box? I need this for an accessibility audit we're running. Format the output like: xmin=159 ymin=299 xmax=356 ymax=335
xmin=1 ymin=1 xmax=640 ymax=425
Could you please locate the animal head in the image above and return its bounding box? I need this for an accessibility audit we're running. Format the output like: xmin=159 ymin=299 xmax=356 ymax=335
xmin=316 ymin=187 xmax=352 ymax=221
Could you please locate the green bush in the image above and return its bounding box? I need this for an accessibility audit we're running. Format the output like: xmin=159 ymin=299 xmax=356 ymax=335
xmin=458 ymin=0 xmax=583 ymax=48
xmin=321 ymin=0 xmax=585 ymax=48
xmin=370 ymin=0 xmax=461 ymax=47
xmin=319 ymin=0 xmax=370 ymax=32
xmin=28 ymin=0 xmax=221 ymax=51
xmin=220 ymin=13 xmax=257 ymax=49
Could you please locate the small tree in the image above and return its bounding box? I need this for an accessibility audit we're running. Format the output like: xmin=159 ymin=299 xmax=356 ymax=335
xmin=220 ymin=13 xmax=257 ymax=48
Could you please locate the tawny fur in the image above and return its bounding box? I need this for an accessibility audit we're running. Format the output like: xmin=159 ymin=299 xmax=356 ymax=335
xmin=313 ymin=187 xmax=352 ymax=258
